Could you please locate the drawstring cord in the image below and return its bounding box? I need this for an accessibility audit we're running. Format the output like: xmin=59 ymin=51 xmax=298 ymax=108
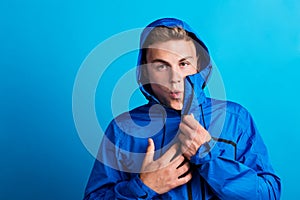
xmin=160 ymin=108 xmax=166 ymax=156
xmin=199 ymin=104 xmax=206 ymax=200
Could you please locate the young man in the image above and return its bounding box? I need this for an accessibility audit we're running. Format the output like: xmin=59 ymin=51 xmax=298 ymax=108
xmin=84 ymin=18 xmax=281 ymax=199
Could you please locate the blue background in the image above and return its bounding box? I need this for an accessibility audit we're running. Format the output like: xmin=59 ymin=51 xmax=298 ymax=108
xmin=1 ymin=0 xmax=299 ymax=199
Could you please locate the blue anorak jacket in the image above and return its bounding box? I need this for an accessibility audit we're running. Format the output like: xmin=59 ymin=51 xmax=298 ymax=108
xmin=84 ymin=18 xmax=281 ymax=199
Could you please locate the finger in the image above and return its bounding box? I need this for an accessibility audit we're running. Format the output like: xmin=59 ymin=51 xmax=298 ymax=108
xmin=178 ymin=133 xmax=185 ymax=143
xmin=177 ymin=162 xmax=190 ymax=178
xmin=183 ymin=115 xmax=208 ymax=134
xmin=178 ymin=172 xmax=192 ymax=184
xmin=178 ymin=134 xmax=193 ymax=152
xmin=177 ymin=134 xmax=188 ymax=154
xmin=179 ymin=137 xmax=192 ymax=150
xmin=179 ymin=122 xmax=195 ymax=139
xmin=159 ymin=142 xmax=179 ymax=162
xmin=180 ymin=143 xmax=193 ymax=159
xmin=143 ymin=138 xmax=155 ymax=164
xmin=182 ymin=115 xmax=199 ymax=130
xmin=171 ymin=154 xmax=186 ymax=168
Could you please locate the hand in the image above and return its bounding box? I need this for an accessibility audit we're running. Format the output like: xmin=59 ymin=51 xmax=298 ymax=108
xmin=140 ymin=138 xmax=192 ymax=194
xmin=178 ymin=114 xmax=211 ymax=160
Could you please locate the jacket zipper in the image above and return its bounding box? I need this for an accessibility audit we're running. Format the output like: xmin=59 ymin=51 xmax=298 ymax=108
xmin=187 ymin=180 xmax=193 ymax=200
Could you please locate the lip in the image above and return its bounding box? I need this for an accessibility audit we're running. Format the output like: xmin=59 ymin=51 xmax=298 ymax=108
xmin=169 ymin=91 xmax=183 ymax=99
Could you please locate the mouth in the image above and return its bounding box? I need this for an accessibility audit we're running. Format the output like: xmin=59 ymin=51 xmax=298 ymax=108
xmin=169 ymin=90 xmax=183 ymax=99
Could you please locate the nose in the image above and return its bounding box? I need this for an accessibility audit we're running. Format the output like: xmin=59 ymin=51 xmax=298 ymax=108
xmin=169 ymin=67 xmax=182 ymax=84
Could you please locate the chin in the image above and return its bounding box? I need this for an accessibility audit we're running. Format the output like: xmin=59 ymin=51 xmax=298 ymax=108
xmin=169 ymin=102 xmax=183 ymax=111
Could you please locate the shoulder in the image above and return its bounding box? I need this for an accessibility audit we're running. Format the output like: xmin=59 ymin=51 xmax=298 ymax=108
xmin=205 ymin=98 xmax=260 ymax=148
xmin=104 ymin=104 xmax=151 ymax=153
xmin=205 ymin=98 xmax=254 ymax=133
xmin=113 ymin=103 xmax=152 ymax=125
xmin=105 ymin=103 xmax=152 ymax=137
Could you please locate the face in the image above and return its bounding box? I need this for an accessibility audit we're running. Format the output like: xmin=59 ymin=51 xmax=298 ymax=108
xmin=145 ymin=40 xmax=198 ymax=110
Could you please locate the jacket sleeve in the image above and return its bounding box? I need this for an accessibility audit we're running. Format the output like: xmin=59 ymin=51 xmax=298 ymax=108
xmin=83 ymin=121 xmax=158 ymax=200
xmin=190 ymin=109 xmax=281 ymax=200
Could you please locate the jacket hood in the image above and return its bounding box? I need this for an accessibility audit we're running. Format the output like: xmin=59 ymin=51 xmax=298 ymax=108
xmin=136 ymin=18 xmax=212 ymax=115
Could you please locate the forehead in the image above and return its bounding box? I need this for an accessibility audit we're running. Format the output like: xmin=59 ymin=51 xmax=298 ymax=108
xmin=146 ymin=40 xmax=196 ymax=61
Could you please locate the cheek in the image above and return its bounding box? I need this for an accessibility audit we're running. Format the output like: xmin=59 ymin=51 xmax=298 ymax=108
xmin=151 ymin=84 xmax=162 ymax=92
xmin=185 ymin=67 xmax=198 ymax=77
xmin=147 ymin=71 xmax=168 ymax=84
xmin=151 ymin=84 xmax=167 ymax=98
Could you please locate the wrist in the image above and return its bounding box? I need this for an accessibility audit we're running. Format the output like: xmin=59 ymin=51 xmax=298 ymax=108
xmin=190 ymin=138 xmax=218 ymax=165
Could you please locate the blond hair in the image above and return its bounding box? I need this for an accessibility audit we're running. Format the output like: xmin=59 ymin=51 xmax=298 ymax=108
xmin=141 ymin=26 xmax=209 ymax=69
xmin=142 ymin=26 xmax=192 ymax=48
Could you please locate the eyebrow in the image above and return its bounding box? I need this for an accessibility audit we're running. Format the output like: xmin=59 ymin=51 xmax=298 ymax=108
xmin=150 ymin=59 xmax=169 ymax=64
xmin=150 ymin=56 xmax=194 ymax=64
xmin=179 ymin=56 xmax=194 ymax=62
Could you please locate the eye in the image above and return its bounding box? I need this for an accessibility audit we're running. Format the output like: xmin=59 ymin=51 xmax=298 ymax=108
xmin=179 ymin=61 xmax=190 ymax=68
xmin=155 ymin=64 xmax=169 ymax=71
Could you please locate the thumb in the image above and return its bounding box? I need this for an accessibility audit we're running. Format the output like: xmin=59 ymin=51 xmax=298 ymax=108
xmin=143 ymin=138 xmax=155 ymax=164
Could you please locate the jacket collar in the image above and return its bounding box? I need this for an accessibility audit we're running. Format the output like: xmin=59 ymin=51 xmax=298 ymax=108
xmin=146 ymin=64 xmax=211 ymax=119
